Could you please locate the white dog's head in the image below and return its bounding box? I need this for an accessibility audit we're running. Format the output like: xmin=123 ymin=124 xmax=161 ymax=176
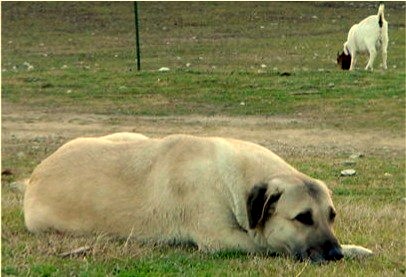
xmin=337 ymin=51 xmax=351 ymax=70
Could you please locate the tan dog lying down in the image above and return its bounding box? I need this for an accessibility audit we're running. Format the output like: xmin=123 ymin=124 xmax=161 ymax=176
xmin=24 ymin=133 xmax=372 ymax=262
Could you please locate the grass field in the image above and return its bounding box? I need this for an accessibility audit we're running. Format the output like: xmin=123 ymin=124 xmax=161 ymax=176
xmin=2 ymin=2 xmax=405 ymax=276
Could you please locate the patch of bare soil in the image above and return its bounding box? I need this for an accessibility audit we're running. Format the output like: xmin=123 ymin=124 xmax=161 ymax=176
xmin=2 ymin=102 xmax=404 ymax=158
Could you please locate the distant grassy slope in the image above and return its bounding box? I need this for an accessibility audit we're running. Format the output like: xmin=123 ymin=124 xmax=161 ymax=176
xmin=2 ymin=2 xmax=405 ymax=70
xmin=2 ymin=2 xmax=405 ymax=132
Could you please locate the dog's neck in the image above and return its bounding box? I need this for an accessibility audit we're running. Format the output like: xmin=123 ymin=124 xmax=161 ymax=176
xmin=345 ymin=45 xmax=351 ymax=55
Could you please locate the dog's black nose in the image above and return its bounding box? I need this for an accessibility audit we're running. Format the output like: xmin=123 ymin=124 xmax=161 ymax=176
xmin=326 ymin=247 xmax=344 ymax=261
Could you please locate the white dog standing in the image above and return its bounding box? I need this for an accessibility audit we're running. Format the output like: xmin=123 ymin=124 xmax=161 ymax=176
xmin=343 ymin=4 xmax=388 ymax=70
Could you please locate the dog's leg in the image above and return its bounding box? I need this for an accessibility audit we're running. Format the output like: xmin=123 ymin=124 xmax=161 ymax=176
xmin=382 ymin=38 xmax=388 ymax=70
xmin=194 ymin=228 xmax=258 ymax=253
xmin=365 ymin=48 xmax=377 ymax=71
xmin=349 ymin=52 xmax=357 ymax=71
xmin=382 ymin=50 xmax=388 ymax=70
xmin=341 ymin=244 xmax=373 ymax=259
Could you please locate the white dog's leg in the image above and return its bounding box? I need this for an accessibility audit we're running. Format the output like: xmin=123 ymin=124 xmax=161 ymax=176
xmin=382 ymin=38 xmax=388 ymax=70
xmin=382 ymin=50 xmax=388 ymax=70
xmin=365 ymin=48 xmax=377 ymax=70
xmin=350 ymin=53 xmax=357 ymax=71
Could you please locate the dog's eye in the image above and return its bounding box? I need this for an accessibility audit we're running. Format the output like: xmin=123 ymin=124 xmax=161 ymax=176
xmin=294 ymin=211 xmax=313 ymax=226
xmin=329 ymin=209 xmax=336 ymax=222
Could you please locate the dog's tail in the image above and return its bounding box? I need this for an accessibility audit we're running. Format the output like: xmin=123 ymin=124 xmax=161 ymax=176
xmin=377 ymin=3 xmax=385 ymax=28
xmin=10 ymin=178 xmax=30 ymax=194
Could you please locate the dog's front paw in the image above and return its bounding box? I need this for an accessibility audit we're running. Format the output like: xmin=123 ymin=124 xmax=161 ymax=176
xmin=341 ymin=244 xmax=373 ymax=259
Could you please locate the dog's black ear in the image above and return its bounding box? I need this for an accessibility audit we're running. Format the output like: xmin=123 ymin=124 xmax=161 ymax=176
xmin=247 ymin=184 xmax=282 ymax=229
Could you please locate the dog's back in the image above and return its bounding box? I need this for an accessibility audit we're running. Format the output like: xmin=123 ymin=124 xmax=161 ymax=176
xmin=23 ymin=134 xmax=298 ymax=241
xmin=343 ymin=4 xmax=388 ymax=70
xmin=345 ymin=5 xmax=387 ymax=53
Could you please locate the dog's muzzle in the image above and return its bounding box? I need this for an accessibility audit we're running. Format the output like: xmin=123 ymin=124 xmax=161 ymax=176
xmin=326 ymin=246 xmax=344 ymax=261
xmin=295 ymin=241 xmax=344 ymax=263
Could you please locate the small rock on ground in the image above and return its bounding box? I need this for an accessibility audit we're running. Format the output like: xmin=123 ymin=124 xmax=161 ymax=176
xmin=341 ymin=169 xmax=356 ymax=176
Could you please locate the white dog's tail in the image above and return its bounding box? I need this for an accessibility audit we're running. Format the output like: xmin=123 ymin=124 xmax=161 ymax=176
xmin=377 ymin=3 xmax=385 ymax=28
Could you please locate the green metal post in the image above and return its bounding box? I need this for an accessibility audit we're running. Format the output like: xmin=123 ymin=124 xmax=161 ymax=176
xmin=134 ymin=2 xmax=141 ymax=71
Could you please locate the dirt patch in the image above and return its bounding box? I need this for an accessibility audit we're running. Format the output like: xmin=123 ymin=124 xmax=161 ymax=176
xmin=2 ymin=102 xmax=404 ymax=158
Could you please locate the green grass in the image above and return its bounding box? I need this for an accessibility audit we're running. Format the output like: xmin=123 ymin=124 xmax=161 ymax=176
xmin=3 ymin=69 xmax=405 ymax=132
xmin=2 ymin=2 xmax=405 ymax=133
xmin=2 ymin=2 xmax=405 ymax=276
